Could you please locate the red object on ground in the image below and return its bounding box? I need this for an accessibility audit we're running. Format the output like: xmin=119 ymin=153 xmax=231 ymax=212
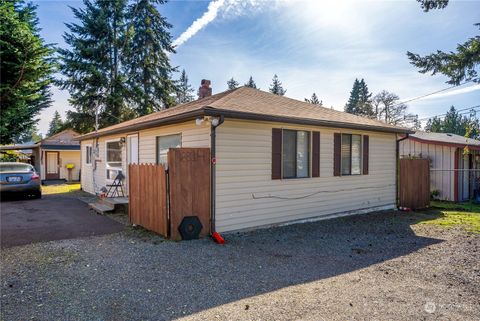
xmin=212 ymin=231 xmax=225 ymax=244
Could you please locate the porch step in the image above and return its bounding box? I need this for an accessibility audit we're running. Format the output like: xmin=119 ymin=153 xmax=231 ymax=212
xmin=89 ymin=202 xmax=115 ymax=215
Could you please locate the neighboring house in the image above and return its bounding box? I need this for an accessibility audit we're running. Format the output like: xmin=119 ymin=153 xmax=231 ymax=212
xmin=0 ymin=129 xmax=81 ymax=182
xmin=399 ymin=131 xmax=480 ymax=202
xmin=77 ymin=86 xmax=411 ymax=233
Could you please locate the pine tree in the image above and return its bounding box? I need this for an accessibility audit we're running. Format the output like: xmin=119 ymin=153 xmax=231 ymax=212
xmin=304 ymin=93 xmax=322 ymax=106
xmin=59 ymin=0 xmax=134 ymax=133
xmin=408 ymin=2 xmax=479 ymax=85
xmin=425 ymin=106 xmax=479 ymax=139
xmin=0 ymin=0 xmax=54 ymax=144
xmin=244 ymin=76 xmax=257 ymax=89
xmin=269 ymin=74 xmax=286 ymax=96
xmin=47 ymin=111 xmax=65 ymax=137
xmin=356 ymin=79 xmax=374 ymax=117
xmin=175 ymin=69 xmax=194 ymax=104
xmin=345 ymin=79 xmax=361 ymax=114
xmin=227 ymin=77 xmax=239 ymax=90
xmin=124 ymin=0 xmax=176 ymax=114
xmin=345 ymin=79 xmax=374 ymax=117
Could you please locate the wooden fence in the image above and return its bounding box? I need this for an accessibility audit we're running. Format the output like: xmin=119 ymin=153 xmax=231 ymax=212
xmin=128 ymin=163 xmax=168 ymax=237
xmin=399 ymin=158 xmax=430 ymax=209
xmin=128 ymin=148 xmax=211 ymax=240
xmin=168 ymin=148 xmax=211 ymax=240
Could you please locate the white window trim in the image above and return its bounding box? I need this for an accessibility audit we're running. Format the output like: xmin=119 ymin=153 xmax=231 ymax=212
xmin=84 ymin=144 xmax=92 ymax=166
xmin=105 ymin=138 xmax=123 ymax=183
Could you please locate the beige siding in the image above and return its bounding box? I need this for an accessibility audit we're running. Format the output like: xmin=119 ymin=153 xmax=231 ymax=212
xmin=139 ymin=122 xmax=210 ymax=163
xmin=215 ymin=119 xmax=397 ymax=233
xmin=39 ymin=149 xmax=80 ymax=181
xmin=58 ymin=151 xmax=81 ymax=181
xmin=80 ymin=120 xmax=210 ymax=195
xmin=399 ymin=139 xmax=456 ymax=201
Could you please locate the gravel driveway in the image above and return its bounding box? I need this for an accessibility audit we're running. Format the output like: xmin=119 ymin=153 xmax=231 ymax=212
xmin=1 ymin=211 xmax=479 ymax=320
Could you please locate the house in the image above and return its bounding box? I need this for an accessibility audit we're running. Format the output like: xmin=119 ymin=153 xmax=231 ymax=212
xmin=77 ymin=85 xmax=411 ymax=233
xmin=399 ymin=131 xmax=480 ymax=202
xmin=0 ymin=129 xmax=81 ymax=182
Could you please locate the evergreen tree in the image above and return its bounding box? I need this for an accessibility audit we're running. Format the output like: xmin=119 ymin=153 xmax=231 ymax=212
xmin=59 ymin=0 xmax=135 ymax=133
xmin=425 ymin=106 xmax=479 ymax=139
xmin=269 ymin=74 xmax=286 ymax=96
xmin=227 ymin=77 xmax=239 ymax=90
xmin=304 ymin=93 xmax=323 ymax=106
xmin=357 ymin=79 xmax=374 ymax=117
xmin=345 ymin=79 xmax=361 ymax=114
xmin=47 ymin=111 xmax=64 ymax=137
xmin=244 ymin=76 xmax=257 ymax=89
xmin=175 ymin=69 xmax=194 ymax=104
xmin=408 ymin=1 xmax=478 ymax=85
xmin=345 ymin=79 xmax=374 ymax=117
xmin=124 ymin=0 xmax=176 ymax=114
xmin=0 ymin=0 xmax=54 ymax=144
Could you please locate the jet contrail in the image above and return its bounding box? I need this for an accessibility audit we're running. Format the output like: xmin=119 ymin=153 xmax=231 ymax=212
xmin=172 ymin=0 xmax=226 ymax=49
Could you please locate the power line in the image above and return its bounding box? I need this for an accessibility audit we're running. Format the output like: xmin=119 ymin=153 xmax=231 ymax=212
xmin=392 ymin=80 xmax=474 ymax=108
xmin=416 ymin=105 xmax=480 ymax=122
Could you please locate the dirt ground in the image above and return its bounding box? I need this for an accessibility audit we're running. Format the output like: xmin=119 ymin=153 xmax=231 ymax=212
xmin=1 ymin=209 xmax=479 ymax=321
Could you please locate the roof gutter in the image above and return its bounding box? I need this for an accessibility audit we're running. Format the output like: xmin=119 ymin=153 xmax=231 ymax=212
xmin=203 ymin=107 xmax=413 ymax=134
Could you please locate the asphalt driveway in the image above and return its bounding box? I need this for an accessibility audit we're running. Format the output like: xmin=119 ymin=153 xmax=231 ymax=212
xmin=0 ymin=196 xmax=124 ymax=248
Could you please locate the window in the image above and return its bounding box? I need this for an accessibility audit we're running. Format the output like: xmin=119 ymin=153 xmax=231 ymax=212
xmin=156 ymin=134 xmax=181 ymax=165
xmin=85 ymin=145 xmax=92 ymax=165
xmin=106 ymin=140 xmax=122 ymax=180
xmin=341 ymin=134 xmax=361 ymax=175
xmin=282 ymin=130 xmax=310 ymax=178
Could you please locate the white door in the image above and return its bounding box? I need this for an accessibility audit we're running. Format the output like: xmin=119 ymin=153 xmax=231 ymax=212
xmin=46 ymin=152 xmax=59 ymax=179
xmin=127 ymin=135 xmax=139 ymax=164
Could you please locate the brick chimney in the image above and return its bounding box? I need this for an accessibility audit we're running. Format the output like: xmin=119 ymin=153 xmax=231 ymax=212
xmin=198 ymin=79 xmax=212 ymax=99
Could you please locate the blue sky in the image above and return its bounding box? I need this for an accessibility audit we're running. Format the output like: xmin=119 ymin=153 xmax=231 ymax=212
xmin=34 ymin=0 xmax=479 ymax=135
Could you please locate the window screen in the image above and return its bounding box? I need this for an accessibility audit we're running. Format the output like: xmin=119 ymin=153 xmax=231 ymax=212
xmin=282 ymin=130 xmax=310 ymax=178
xmin=341 ymin=134 xmax=362 ymax=175
xmin=85 ymin=146 xmax=92 ymax=164
xmin=156 ymin=134 xmax=181 ymax=165
xmin=106 ymin=141 xmax=122 ymax=180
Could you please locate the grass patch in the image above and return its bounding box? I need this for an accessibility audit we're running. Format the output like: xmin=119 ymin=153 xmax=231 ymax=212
xmin=42 ymin=183 xmax=81 ymax=195
xmin=413 ymin=201 xmax=480 ymax=234
xmin=431 ymin=200 xmax=480 ymax=213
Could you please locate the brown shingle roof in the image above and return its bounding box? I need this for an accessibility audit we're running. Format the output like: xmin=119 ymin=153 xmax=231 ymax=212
xmin=77 ymin=87 xmax=411 ymax=140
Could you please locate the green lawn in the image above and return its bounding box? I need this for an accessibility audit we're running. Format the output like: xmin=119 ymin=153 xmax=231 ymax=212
xmin=413 ymin=201 xmax=480 ymax=234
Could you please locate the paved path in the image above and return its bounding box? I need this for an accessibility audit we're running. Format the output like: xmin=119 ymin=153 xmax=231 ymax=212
xmin=0 ymin=196 xmax=124 ymax=248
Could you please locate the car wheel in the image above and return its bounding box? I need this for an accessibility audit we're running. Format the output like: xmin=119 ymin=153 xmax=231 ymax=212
xmin=33 ymin=191 xmax=42 ymax=199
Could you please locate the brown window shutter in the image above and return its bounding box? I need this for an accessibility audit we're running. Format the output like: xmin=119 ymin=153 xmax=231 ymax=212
xmin=272 ymin=128 xmax=282 ymax=179
xmin=333 ymin=133 xmax=341 ymax=176
xmin=363 ymin=135 xmax=369 ymax=175
xmin=312 ymin=131 xmax=320 ymax=177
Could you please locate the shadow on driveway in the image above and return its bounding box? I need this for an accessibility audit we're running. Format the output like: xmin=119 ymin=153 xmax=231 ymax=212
xmin=0 ymin=195 xmax=124 ymax=248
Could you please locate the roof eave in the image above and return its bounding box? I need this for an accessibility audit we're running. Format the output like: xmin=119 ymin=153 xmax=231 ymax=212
xmin=204 ymin=108 xmax=413 ymax=134
xmin=75 ymin=109 xmax=206 ymax=141
xmin=407 ymin=136 xmax=480 ymax=150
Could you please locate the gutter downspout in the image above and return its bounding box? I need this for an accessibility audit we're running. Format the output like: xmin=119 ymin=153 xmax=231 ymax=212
xmin=210 ymin=115 xmax=225 ymax=235
xmin=396 ymin=133 xmax=410 ymax=206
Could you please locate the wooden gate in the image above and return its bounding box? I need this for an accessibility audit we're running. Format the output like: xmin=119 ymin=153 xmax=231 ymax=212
xmin=128 ymin=148 xmax=211 ymax=240
xmin=399 ymin=158 xmax=430 ymax=209
xmin=128 ymin=163 xmax=168 ymax=237
xmin=168 ymin=148 xmax=211 ymax=240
